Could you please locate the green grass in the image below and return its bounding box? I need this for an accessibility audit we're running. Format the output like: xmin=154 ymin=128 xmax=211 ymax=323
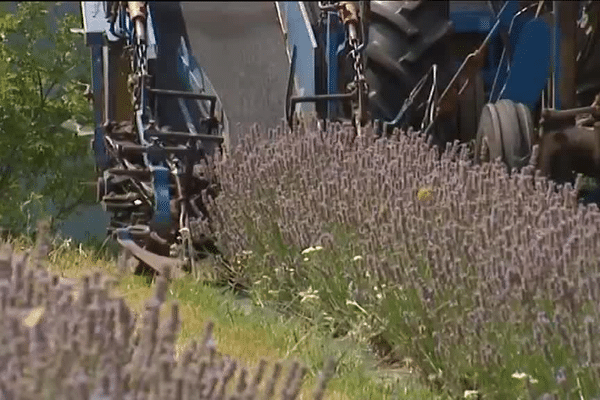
xmin=6 ymin=236 xmax=442 ymax=400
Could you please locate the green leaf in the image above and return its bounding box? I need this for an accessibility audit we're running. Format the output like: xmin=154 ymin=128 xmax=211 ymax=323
xmin=0 ymin=1 xmax=94 ymax=233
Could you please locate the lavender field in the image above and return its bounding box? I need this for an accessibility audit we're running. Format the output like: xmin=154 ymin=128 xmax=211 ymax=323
xmin=203 ymin=117 xmax=600 ymax=399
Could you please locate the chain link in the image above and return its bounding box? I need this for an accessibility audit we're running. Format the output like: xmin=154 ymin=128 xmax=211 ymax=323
xmin=343 ymin=3 xmax=368 ymax=132
xmin=348 ymin=34 xmax=367 ymax=130
xmin=319 ymin=1 xmax=368 ymax=132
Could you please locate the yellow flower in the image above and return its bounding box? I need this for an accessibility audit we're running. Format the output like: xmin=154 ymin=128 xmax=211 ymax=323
xmin=417 ymin=187 xmax=433 ymax=201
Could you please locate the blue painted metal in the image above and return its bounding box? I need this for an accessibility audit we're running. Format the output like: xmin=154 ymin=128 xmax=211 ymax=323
xmin=81 ymin=1 xmax=118 ymax=45
xmin=82 ymin=2 xmax=111 ymax=171
xmin=173 ymin=26 xmax=230 ymax=150
xmin=151 ymin=166 xmax=171 ymax=230
xmin=448 ymin=0 xmax=557 ymax=112
xmin=277 ymin=0 xmax=588 ymax=126
xmin=449 ymin=1 xmax=521 ymax=92
xmin=488 ymin=3 xmax=513 ymax=102
xmin=276 ymin=1 xmax=317 ymax=114
xmin=83 ymin=1 xmax=228 ymax=237
xmin=115 ymin=227 xmax=132 ymax=241
xmin=326 ymin=11 xmax=345 ymax=119
xmin=500 ymin=18 xmax=552 ymax=110
xmin=450 ymin=7 xmax=494 ymax=34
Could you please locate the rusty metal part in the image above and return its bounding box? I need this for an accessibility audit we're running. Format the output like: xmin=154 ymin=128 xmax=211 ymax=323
xmin=537 ymin=122 xmax=600 ymax=182
xmin=127 ymin=1 xmax=147 ymax=46
xmin=555 ymin=1 xmax=578 ymax=110
xmin=542 ymin=95 xmax=600 ymax=120
xmin=437 ymin=45 xmax=488 ymax=118
xmin=328 ymin=1 xmax=368 ymax=130
xmin=457 ymin=71 xmax=486 ymax=142
xmin=542 ymin=105 xmax=600 ymax=120
xmin=337 ymin=2 xmax=359 ymax=26
xmin=117 ymin=236 xmax=185 ymax=279
xmin=126 ymin=1 xmax=146 ymax=22
xmin=434 ymin=1 xmax=513 ymax=123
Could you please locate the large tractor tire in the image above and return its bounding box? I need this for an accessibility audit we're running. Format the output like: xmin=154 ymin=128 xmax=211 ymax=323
xmin=577 ymin=2 xmax=600 ymax=107
xmin=363 ymin=1 xmax=455 ymax=136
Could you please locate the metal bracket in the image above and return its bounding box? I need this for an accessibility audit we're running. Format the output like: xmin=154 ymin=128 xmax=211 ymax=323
xmin=285 ymin=44 xmax=357 ymax=127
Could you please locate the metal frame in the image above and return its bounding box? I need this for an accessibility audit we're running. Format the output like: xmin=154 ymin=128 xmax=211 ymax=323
xmin=82 ymin=1 xmax=230 ymax=272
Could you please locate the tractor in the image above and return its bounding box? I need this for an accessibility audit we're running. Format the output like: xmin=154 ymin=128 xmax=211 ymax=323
xmin=276 ymin=0 xmax=600 ymax=185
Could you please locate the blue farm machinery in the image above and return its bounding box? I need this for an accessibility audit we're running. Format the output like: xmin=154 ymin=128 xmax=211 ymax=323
xmin=81 ymin=2 xmax=229 ymax=276
xmin=277 ymin=0 xmax=600 ymax=177
xmin=82 ymin=1 xmax=600 ymax=275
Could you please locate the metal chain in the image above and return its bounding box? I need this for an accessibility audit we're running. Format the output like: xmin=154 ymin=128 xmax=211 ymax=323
xmin=343 ymin=2 xmax=368 ymax=133
xmin=347 ymin=33 xmax=367 ymax=131
xmin=319 ymin=1 xmax=368 ymax=132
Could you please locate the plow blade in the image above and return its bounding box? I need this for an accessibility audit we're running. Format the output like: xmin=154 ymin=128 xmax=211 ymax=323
xmin=116 ymin=236 xmax=186 ymax=279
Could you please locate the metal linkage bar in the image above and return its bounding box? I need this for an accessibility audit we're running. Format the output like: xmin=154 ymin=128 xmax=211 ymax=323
xmin=148 ymin=88 xmax=217 ymax=119
xmin=146 ymin=131 xmax=224 ymax=143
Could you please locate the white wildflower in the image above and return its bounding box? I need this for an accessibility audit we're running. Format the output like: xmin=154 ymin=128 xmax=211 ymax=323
xmin=303 ymin=257 xmax=309 ymax=262
xmin=511 ymin=372 xmax=527 ymax=380
xmin=298 ymin=286 xmax=319 ymax=303
xmin=511 ymin=371 xmax=538 ymax=384
xmin=346 ymin=299 xmax=369 ymax=315
xmin=77 ymin=243 xmax=87 ymax=257
xmin=241 ymin=250 xmax=253 ymax=255
xmin=352 ymin=255 xmax=363 ymax=261
xmin=464 ymin=390 xmax=479 ymax=398
xmin=301 ymin=246 xmax=323 ymax=255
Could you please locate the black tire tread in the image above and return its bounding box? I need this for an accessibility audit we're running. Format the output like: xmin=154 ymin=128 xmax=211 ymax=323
xmin=364 ymin=0 xmax=454 ymax=122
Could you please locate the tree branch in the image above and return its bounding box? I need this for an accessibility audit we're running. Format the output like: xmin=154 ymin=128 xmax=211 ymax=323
xmin=37 ymin=70 xmax=44 ymax=108
xmin=44 ymin=81 xmax=57 ymax=99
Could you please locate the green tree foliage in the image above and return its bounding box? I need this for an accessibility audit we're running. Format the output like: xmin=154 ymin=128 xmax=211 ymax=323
xmin=0 ymin=2 xmax=94 ymax=234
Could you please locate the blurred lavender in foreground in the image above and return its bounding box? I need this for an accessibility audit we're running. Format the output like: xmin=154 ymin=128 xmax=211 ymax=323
xmin=0 ymin=241 xmax=335 ymax=399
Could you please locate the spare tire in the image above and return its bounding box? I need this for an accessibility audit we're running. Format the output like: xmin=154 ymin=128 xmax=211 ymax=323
xmin=363 ymin=1 xmax=455 ymax=134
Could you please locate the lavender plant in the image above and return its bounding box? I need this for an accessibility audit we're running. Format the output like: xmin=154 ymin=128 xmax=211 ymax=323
xmin=0 ymin=239 xmax=335 ymax=399
xmin=205 ymin=117 xmax=600 ymax=399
